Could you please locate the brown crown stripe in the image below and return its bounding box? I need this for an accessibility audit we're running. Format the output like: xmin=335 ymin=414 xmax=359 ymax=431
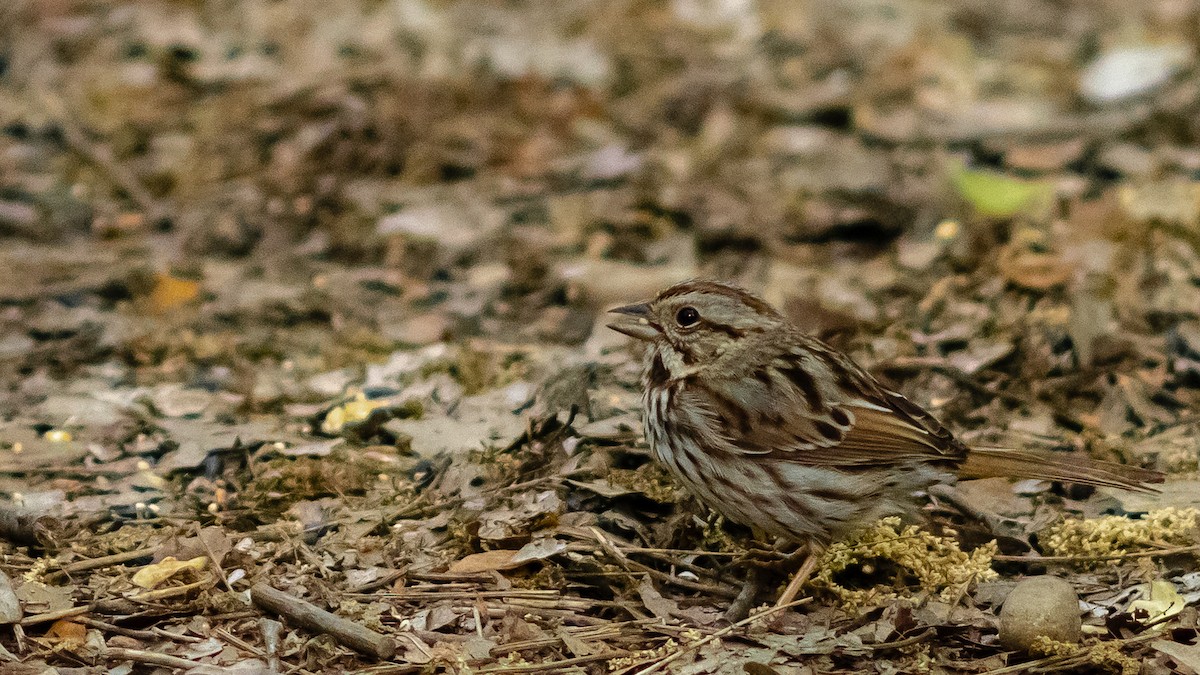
xmin=655 ymin=280 xmax=780 ymax=317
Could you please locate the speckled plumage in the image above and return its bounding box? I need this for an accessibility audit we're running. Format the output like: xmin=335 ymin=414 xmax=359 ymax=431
xmin=609 ymin=280 xmax=1162 ymax=548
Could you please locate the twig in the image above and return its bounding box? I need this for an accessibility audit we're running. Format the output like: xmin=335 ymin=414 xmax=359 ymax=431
xmin=52 ymin=542 xmax=157 ymax=576
xmin=198 ymin=533 xmax=234 ymax=593
xmin=20 ymin=604 xmax=92 ymax=626
xmin=620 ymin=598 xmax=811 ymax=675
xmin=588 ymin=527 xmax=739 ymax=599
xmin=347 ymin=568 xmax=406 ymax=593
xmin=979 ymin=628 xmax=1167 ymax=674
xmin=76 ymin=616 xmax=163 ymax=641
xmin=0 ymin=466 xmax=134 ymax=478
xmin=103 ymin=647 xmax=201 ymax=670
xmin=869 ymin=628 xmax=937 ymax=651
xmin=614 ymin=545 xmax=741 ymax=558
xmin=486 ymin=620 xmax=654 ymax=656
xmin=213 ymin=627 xmax=267 ymax=657
xmin=476 ymin=650 xmax=635 ymax=674
xmin=251 ymin=583 xmax=396 ymax=660
xmin=373 ymin=589 xmax=560 ymax=601
xmin=993 ymin=543 xmax=1200 ymax=564
xmin=860 ymin=72 xmax=1199 ymax=146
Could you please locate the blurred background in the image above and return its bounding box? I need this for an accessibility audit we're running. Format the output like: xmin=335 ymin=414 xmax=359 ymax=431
xmin=1 ymin=0 xmax=1199 ymax=439
xmin=2 ymin=4 xmax=1200 ymax=670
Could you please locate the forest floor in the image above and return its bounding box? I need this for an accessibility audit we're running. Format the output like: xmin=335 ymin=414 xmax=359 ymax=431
xmin=2 ymin=0 xmax=1200 ymax=673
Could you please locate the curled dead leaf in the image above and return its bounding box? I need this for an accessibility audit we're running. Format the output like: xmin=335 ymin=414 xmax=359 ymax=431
xmin=148 ymin=273 xmax=201 ymax=313
xmin=447 ymin=549 xmax=522 ymax=574
xmin=997 ymin=243 xmax=1073 ymax=291
xmin=131 ymin=556 xmax=208 ymax=589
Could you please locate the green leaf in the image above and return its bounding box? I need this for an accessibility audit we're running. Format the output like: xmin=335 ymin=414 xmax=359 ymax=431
xmin=952 ymin=166 xmax=1052 ymax=217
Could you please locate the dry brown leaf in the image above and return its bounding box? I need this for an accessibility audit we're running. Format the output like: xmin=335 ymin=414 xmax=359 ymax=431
xmin=131 ymin=556 xmax=208 ymax=589
xmin=148 ymin=272 xmax=201 ymax=313
xmin=997 ymin=244 xmax=1073 ymax=290
xmin=447 ymin=549 xmax=521 ymax=574
xmin=45 ymin=619 xmax=87 ymax=646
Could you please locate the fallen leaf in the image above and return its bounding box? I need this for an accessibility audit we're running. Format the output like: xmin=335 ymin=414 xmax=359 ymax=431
xmin=511 ymin=538 xmax=567 ymax=564
xmin=637 ymin=577 xmax=678 ymax=620
xmin=997 ymin=243 xmax=1073 ymax=290
xmin=1152 ymin=639 xmax=1200 ymax=671
xmin=132 ymin=556 xmax=208 ymax=589
xmin=148 ymin=273 xmax=201 ymax=313
xmin=447 ymin=549 xmax=521 ymax=574
xmin=1128 ymin=580 xmax=1186 ymax=625
xmin=951 ymin=165 xmax=1053 ymax=218
xmin=45 ymin=619 xmax=87 ymax=646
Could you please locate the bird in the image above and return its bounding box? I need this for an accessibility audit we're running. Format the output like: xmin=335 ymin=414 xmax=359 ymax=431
xmin=607 ymin=279 xmax=1163 ymax=619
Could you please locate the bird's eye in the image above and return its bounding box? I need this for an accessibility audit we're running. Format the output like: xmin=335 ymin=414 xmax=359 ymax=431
xmin=675 ymin=306 xmax=700 ymax=327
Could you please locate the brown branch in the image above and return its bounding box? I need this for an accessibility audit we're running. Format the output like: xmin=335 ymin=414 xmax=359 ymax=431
xmin=250 ymin=583 xmax=396 ymax=660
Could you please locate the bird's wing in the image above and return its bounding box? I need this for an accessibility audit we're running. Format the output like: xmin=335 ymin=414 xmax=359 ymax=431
xmin=679 ymin=344 xmax=968 ymax=467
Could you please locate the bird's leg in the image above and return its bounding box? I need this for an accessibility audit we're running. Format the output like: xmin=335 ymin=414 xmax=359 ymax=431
xmin=774 ymin=543 xmax=822 ymax=608
xmin=723 ymin=567 xmax=761 ymax=623
xmin=726 ymin=538 xmax=814 ymax=620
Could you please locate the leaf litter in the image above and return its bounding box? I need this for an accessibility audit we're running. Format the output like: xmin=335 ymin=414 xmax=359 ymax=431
xmin=2 ymin=0 xmax=1200 ymax=673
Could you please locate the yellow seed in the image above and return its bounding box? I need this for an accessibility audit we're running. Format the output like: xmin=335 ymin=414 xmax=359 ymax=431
xmin=934 ymin=219 xmax=960 ymax=240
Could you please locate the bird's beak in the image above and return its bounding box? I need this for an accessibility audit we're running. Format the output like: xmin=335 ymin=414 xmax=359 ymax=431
xmin=606 ymin=302 xmax=659 ymax=341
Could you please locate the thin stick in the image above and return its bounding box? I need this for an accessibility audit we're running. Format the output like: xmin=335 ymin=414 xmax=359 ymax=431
xmin=57 ymin=547 xmax=156 ymax=571
xmin=251 ymin=583 xmax=396 ymax=660
xmin=20 ymin=604 xmax=92 ymax=626
xmin=624 ymin=598 xmax=811 ymax=675
xmin=476 ymin=650 xmax=635 ymax=674
xmin=103 ymin=647 xmax=201 ymax=670
xmin=869 ymin=628 xmax=937 ymax=651
xmin=589 ymin=527 xmax=739 ymax=599
xmin=978 ymin=629 xmax=1167 ymax=675
xmin=76 ymin=616 xmax=162 ymax=641
xmin=774 ymin=545 xmax=820 ymax=607
xmin=993 ymin=544 xmax=1200 ymax=564
xmin=373 ymin=589 xmax=560 ymax=600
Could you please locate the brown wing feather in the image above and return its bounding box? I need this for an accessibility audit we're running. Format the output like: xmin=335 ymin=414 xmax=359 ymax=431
xmin=680 ymin=331 xmax=1161 ymax=490
xmin=686 ymin=334 xmax=968 ymax=467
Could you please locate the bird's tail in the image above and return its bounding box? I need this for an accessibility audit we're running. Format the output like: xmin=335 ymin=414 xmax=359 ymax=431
xmin=959 ymin=447 xmax=1164 ymax=494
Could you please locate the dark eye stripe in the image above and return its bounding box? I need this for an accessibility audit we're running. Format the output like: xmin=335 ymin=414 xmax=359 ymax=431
xmin=700 ymin=320 xmax=746 ymax=339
